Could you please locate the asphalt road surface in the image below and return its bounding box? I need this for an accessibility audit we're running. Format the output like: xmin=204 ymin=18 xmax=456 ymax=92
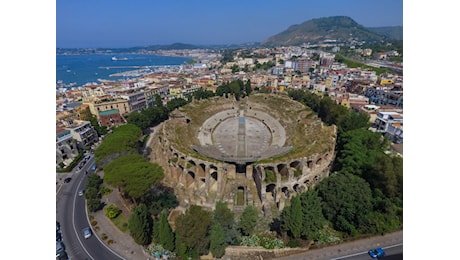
xmin=56 ymin=155 xmax=124 ymax=260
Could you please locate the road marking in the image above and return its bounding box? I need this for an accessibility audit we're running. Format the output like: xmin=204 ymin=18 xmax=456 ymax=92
xmin=73 ymin=173 xmax=95 ymax=260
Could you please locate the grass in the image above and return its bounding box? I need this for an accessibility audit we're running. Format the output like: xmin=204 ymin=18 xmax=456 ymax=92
xmin=110 ymin=212 xmax=129 ymax=233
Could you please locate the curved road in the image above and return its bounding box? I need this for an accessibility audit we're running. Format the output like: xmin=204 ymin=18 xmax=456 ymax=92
xmin=56 ymin=155 xmax=124 ymax=260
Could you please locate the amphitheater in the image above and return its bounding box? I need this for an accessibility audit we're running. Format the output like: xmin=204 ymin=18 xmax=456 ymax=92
xmin=149 ymin=93 xmax=337 ymax=219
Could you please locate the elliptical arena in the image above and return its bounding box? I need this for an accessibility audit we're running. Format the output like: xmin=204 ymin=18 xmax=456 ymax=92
xmin=149 ymin=93 xmax=336 ymax=219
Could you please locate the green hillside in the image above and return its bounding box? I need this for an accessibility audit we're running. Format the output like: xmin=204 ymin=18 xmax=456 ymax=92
xmin=262 ymin=16 xmax=387 ymax=46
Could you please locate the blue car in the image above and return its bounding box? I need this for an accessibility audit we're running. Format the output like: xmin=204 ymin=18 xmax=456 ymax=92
xmin=368 ymin=247 xmax=385 ymax=258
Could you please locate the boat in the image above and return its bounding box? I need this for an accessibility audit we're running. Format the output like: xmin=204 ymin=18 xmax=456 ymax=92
xmin=112 ymin=56 xmax=128 ymax=61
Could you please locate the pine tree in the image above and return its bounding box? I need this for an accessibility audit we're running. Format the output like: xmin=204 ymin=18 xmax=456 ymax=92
xmin=238 ymin=205 xmax=258 ymax=236
xmin=159 ymin=210 xmax=175 ymax=251
xmin=128 ymin=204 xmax=152 ymax=245
xmin=210 ymin=223 xmax=226 ymax=258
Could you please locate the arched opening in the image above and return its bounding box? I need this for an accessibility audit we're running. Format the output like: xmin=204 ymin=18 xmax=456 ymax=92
xmin=185 ymin=171 xmax=195 ymax=187
xmin=236 ymin=186 xmax=245 ymax=206
xmin=210 ymin=171 xmax=218 ymax=181
xmin=293 ymin=184 xmax=301 ymax=193
xmin=266 ymin=183 xmax=277 ymax=201
xmin=290 ymin=160 xmax=301 ymax=170
xmin=307 ymin=160 xmax=313 ymax=169
xmin=277 ymin=163 xmax=289 ymax=180
xmin=281 ymin=186 xmax=289 ymax=198
xmin=264 ymin=166 xmax=276 ymax=183
xmin=316 ymin=158 xmax=322 ymax=166
xmin=197 ymin=163 xmax=206 ymax=178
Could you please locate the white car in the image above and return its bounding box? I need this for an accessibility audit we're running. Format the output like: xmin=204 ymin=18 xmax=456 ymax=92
xmin=82 ymin=227 xmax=92 ymax=239
xmin=78 ymin=190 xmax=84 ymax=196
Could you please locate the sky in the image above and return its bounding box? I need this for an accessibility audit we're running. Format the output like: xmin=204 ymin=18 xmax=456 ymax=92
xmin=56 ymin=0 xmax=403 ymax=48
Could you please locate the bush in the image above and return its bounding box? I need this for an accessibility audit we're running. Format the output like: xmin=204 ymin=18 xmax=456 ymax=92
xmin=105 ymin=204 xmax=122 ymax=219
xmin=287 ymin=238 xmax=301 ymax=248
xmin=107 ymin=239 xmax=114 ymax=245
xmin=100 ymin=186 xmax=113 ymax=196
xmin=91 ymin=220 xmax=98 ymax=226
xmin=101 ymin=233 xmax=108 ymax=240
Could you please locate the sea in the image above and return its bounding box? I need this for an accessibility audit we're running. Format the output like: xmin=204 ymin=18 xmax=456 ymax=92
xmin=56 ymin=53 xmax=191 ymax=88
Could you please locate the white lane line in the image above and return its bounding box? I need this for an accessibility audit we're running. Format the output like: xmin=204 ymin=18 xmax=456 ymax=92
xmin=73 ymin=173 xmax=95 ymax=260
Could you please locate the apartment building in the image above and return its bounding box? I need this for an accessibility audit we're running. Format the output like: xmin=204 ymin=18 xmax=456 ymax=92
xmin=56 ymin=127 xmax=79 ymax=166
xmin=64 ymin=120 xmax=99 ymax=150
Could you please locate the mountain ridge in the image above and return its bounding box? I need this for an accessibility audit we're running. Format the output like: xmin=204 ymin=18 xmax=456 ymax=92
xmin=262 ymin=16 xmax=398 ymax=46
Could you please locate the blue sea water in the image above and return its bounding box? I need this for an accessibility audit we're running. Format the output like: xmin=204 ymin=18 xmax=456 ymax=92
xmin=56 ymin=54 xmax=191 ymax=88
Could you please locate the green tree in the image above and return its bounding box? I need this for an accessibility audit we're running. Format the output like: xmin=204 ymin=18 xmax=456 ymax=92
xmin=334 ymin=128 xmax=388 ymax=176
xmin=238 ymin=205 xmax=258 ymax=236
xmin=175 ymin=205 xmax=212 ymax=256
xmin=158 ymin=210 xmax=175 ymax=251
xmin=104 ymin=154 xmax=165 ymax=203
xmin=209 ymin=223 xmax=226 ymax=258
xmin=127 ymin=111 xmax=150 ymax=130
xmin=281 ymin=195 xmax=302 ymax=239
xmin=299 ymin=189 xmax=326 ymax=240
xmin=316 ymin=173 xmax=373 ymax=236
xmin=166 ymin=98 xmax=189 ymax=112
xmin=128 ymin=204 xmax=152 ymax=245
xmin=213 ymin=201 xmax=239 ymax=245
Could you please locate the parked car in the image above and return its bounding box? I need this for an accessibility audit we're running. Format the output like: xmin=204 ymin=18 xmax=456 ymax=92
xmin=56 ymin=241 xmax=65 ymax=257
xmin=82 ymin=227 xmax=92 ymax=239
xmin=56 ymin=230 xmax=62 ymax=242
xmin=368 ymin=247 xmax=386 ymax=258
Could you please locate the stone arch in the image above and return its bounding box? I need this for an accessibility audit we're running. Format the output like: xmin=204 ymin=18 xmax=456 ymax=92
xmin=210 ymin=171 xmax=218 ymax=181
xmin=307 ymin=160 xmax=314 ymax=169
xmin=185 ymin=171 xmax=195 ymax=187
xmin=290 ymin=160 xmax=301 ymax=170
xmin=293 ymin=184 xmax=300 ymax=193
xmin=197 ymin=163 xmax=206 ymax=178
xmin=277 ymin=163 xmax=289 ymax=179
xmin=236 ymin=186 xmax=246 ymax=206
xmin=316 ymin=158 xmax=322 ymax=166
xmin=313 ymin=175 xmax=320 ymax=183
xmin=187 ymin=159 xmax=196 ymax=169
xmin=281 ymin=186 xmax=289 ymax=198
xmin=264 ymin=166 xmax=276 ymax=183
xmin=266 ymin=183 xmax=277 ymax=201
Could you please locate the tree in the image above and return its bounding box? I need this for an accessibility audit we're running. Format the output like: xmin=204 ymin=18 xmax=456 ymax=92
xmin=281 ymin=195 xmax=302 ymax=239
xmin=174 ymin=205 xmax=212 ymax=256
xmin=238 ymin=205 xmax=258 ymax=236
xmin=127 ymin=111 xmax=150 ymax=130
xmin=158 ymin=210 xmax=175 ymax=251
xmin=299 ymin=189 xmax=326 ymax=240
xmin=213 ymin=201 xmax=238 ymax=245
xmin=128 ymin=204 xmax=152 ymax=245
xmin=209 ymin=223 xmax=226 ymax=258
xmin=104 ymin=154 xmax=165 ymax=203
xmin=316 ymin=173 xmax=373 ymax=236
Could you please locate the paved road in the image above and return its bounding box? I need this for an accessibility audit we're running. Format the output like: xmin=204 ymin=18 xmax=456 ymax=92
xmin=56 ymin=155 xmax=124 ymax=260
xmin=276 ymin=231 xmax=402 ymax=260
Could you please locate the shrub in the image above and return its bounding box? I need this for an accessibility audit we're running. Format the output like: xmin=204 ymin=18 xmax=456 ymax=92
xmin=101 ymin=233 xmax=108 ymax=240
xmin=105 ymin=204 xmax=122 ymax=219
xmin=91 ymin=220 xmax=98 ymax=226
xmin=107 ymin=239 xmax=114 ymax=245
xmin=100 ymin=186 xmax=113 ymax=196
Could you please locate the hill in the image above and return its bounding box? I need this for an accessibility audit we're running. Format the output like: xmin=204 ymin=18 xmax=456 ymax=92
xmin=367 ymin=26 xmax=403 ymax=40
xmin=261 ymin=16 xmax=388 ymax=47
